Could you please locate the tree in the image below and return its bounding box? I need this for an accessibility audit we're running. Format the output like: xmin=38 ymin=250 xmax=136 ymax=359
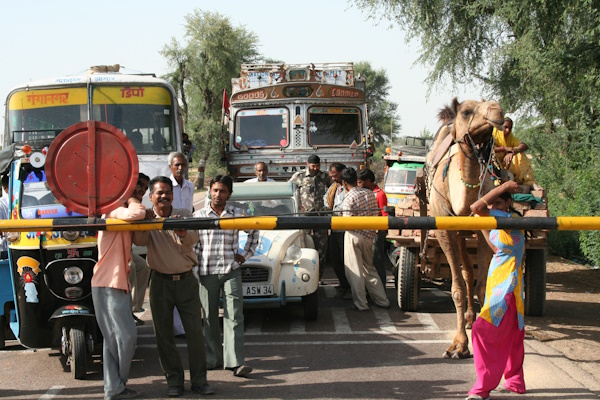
xmin=354 ymin=61 xmax=401 ymax=145
xmin=352 ymin=0 xmax=600 ymax=264
xmin=161 ymin=10 xmax=261 ymax=160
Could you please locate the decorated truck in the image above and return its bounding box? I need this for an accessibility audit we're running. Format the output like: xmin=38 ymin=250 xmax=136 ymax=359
xmin=221 ymin=62 xmax=373 ymax=180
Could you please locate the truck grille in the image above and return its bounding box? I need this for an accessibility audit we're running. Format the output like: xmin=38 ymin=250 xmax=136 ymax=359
xmin=240 ymin=266 xmax=270 ymax=283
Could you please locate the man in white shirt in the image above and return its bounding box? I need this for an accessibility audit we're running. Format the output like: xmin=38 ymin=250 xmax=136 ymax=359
xmin=245 ymin=162 xmax=275 ymax=182
xmin=168 ymin=152 xmax=194 ymax=212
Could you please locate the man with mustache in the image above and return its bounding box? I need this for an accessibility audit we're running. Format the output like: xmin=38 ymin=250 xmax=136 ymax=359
xmin=133 ymin=176 xmax=213 ymax=397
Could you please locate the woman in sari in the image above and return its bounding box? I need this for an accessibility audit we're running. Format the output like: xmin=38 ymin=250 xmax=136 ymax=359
xmin=466 ymin=180 xmax=526 ymax=400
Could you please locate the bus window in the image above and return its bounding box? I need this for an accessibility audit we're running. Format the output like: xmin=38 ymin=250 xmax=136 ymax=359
xmin=234 ymin=108 xmax=289 ymax=148
xmin=308 ymin=107 xmax=361 ymax=146
xmin=7 ymin=88 xmax=88 ymax=143
xmin=92 ymin=86 xmax=175 ymax=154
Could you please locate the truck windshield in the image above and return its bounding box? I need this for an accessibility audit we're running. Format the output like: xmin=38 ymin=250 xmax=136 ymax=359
xmin=308 ymin=107 xmax=361 ymax=146
xmin=235 ymin=108 xmax=289 ymax=148
xmin=384 ymin=168 xmax=418 ymax=194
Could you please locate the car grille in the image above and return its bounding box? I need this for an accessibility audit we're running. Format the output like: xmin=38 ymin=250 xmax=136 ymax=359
xmin=240 ymin=266 xmax=270 ymax=283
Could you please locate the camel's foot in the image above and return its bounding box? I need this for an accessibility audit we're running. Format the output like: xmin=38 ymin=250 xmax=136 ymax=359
xmin=442 ymin=348 xmax=471 ymax=359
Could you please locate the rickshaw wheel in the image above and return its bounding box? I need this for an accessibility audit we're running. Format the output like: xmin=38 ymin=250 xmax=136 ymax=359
xmin=70 ymin=326 xmax=87 ymax=380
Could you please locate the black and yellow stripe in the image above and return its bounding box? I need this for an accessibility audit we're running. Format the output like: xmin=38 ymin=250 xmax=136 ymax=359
xmin=0 ymin=216 xmax=599 ymax=232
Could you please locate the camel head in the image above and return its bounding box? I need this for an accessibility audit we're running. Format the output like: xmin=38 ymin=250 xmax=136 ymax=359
xmin=439 ymin=98 xmax=504 ymax=146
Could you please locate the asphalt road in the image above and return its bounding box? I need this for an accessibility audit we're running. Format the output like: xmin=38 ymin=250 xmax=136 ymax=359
xmin=0 ymin=276 xmax=598 ymax=400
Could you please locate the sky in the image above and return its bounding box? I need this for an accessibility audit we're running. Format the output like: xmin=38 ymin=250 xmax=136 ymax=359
xmin=0 ymin=0 xmax=483 ymax=142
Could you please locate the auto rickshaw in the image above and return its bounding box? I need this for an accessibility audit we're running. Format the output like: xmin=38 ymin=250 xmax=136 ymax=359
xmin=0 ymin=143 xmax=100 ymax=379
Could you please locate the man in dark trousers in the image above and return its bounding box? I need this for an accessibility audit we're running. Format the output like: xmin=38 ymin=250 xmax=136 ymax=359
xmin=133 ymin=177 xmax=213 ymax=397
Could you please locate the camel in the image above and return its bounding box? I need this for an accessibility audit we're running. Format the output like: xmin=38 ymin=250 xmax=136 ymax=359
xmin=427 ymin=98 xmax=504 ymax=359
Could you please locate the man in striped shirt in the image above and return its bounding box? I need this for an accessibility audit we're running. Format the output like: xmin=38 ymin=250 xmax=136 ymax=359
xmin=341 ymin=168 xmax=391 ymax=311
xmin=193 ymin=175 xmax=259 ymax=377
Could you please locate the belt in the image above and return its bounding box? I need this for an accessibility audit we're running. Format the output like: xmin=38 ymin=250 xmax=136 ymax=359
xmin=153 ymin=270 xmax=193 ymax=281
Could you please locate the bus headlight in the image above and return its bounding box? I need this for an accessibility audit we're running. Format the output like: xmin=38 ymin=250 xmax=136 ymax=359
xmin=62 ymin=231 xmax=80 ymax=242
xmin=64 ymin=266 xmax=84 ymax=284
xmin=7 ymin=232 xmax=20 ymax=243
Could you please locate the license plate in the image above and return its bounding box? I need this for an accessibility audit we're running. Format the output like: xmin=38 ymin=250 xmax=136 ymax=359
xmin=243 ymin=284 xmax=274 ymax=297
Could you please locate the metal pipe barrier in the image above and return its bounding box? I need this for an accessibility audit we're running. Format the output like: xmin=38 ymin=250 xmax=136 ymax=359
xmin=0 ymin=216 xmax=600 ymax=232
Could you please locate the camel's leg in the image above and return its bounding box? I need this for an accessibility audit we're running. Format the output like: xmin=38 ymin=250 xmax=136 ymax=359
xmin=459 ymin=237 xmax=476 ymax=329
xmin=437 ymin=230 xmax=471 ymax=359
xmin=475 ymin=233 xmax=493 ymax=307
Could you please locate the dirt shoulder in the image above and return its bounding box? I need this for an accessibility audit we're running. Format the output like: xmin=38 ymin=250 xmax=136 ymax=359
xmin=525 ymin=255 xmax=600 ymax=378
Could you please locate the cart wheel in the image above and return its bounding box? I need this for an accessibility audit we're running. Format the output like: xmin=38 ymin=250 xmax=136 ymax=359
xmin=524 ymin=249 xmax=546 ymax=316
xmin=0 ymin=315 xmax=5 ymax=349
xmin=303 ymin=290 xmax=319 ymax=321
xmin=397 ymin=247 xmax=420 ymax=311
xmin=70 ymin=326 xmax=88 ymax=380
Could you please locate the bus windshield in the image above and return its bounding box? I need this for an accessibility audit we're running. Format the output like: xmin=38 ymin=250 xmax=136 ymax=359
xmin=235 ymin=108 xmax=289 ymax=148
xmin=7 ymin=85 xmax=176 ymax=154
xmin=308 ymin=107 xmax=361 ymax=146
xmin=92 ymin=86 xmax=174 ymax=154
xmin=7 ymin=88 xmax=87 ymax=143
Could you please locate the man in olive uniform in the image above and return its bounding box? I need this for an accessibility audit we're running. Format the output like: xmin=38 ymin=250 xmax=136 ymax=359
xmin=289 ymin=154 xmax=332 ymax=282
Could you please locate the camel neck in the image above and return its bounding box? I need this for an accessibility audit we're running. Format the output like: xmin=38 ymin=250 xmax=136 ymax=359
xmin=457 ymin=146 xmax=481 ymax=189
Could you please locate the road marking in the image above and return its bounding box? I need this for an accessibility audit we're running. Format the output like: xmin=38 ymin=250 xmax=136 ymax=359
xmin=373 ymin=308 xmax=396 ymax=333
xmin=137 ymin=329 xmax=453 ymax=339
xmin=416 ymin=312 xmax=441 ymax=331
xmin=331 ymin=308 xmax=352 ymax=333
xmin=422 ymin=287 xmax=449 ymax=298
xmin=40 ymin=385 xmax=64 ymax=399
xmin=137 ymin=339 xmax=450 ymax=348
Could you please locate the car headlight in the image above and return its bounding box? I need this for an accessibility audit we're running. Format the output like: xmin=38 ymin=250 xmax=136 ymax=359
xmin=283 ymin=245 xmax=302 ymax=264
xmin=62 ymin=231 xmax=80 ymax=242
xmin=64 ymin=266 xmax=84 ymax=284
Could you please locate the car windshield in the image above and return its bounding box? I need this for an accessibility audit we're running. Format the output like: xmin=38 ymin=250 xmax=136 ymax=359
xmin=228 ymin=198 xmax=295 ymax=217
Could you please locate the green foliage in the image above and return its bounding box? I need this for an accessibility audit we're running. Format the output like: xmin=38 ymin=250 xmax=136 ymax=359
xmin=353 ymin=0 xmax=600 ymax=265
xmin=354 ymin=61 xmax=401 ymax=144
xmin=186 ymin=117 xmax=226 ymax=177
xmin=521 ymin=124 xmax=600 ymax=264
xmin=161 ymin=9 xmax=261 ymax=160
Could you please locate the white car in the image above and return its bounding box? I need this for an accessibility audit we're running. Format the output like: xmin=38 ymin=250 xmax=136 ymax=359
xmin=227 ymin=182 xmax=320 ymax=320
